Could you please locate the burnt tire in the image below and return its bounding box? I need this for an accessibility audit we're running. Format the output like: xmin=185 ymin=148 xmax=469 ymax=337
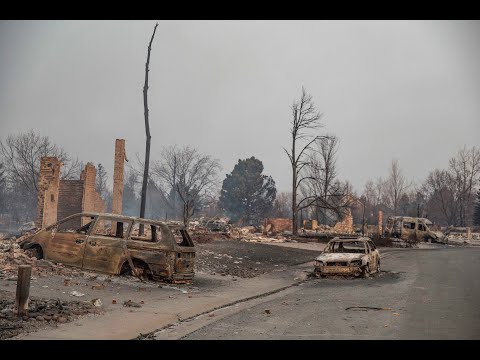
xmin=131 ymin=261 xmax=152 ymax=281
xmin=132 ymin=266 xmax=148 ymax=280
xmin=377 ymin=260 xmax=380 ymax=273
xmin=120 ymin=260 xmax=151 ymax=281
xmin=361 ymin=264 xmax=370 ymax=278
xmin=24 ymin=246 xmax=43 ymax=259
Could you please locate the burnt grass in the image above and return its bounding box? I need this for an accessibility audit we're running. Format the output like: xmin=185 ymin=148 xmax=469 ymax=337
xmin=195 ymin=239 xmax=323 ymax=278
xmin=0 ymin=290 xmax=102 ymax=339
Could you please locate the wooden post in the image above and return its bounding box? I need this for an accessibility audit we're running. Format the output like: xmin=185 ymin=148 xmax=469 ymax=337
xmin=15 ymin=265 xmax=32 ymax=317
xmin=378 ymin=210 xmax=383 ymax=240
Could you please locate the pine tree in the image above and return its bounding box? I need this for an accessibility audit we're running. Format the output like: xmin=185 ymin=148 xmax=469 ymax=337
xmin=218 ymin=157 xmax=276 ymax=225
xmin=96 ymin=163 xmax=108 ymax=199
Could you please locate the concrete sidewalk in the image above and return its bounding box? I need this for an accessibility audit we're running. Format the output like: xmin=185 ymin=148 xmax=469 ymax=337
xmin=16 ymin=262 xmax=312 ymax=340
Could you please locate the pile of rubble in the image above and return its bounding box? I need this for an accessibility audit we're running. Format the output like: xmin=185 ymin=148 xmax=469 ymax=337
xmin=445 ymin=233 xmax=480 ymax=246
xmin=188 ymin=217 xmax=232 ymax=232
xmin=0 ymin=291 xmax=102 ymax=339
xmin=0 ymin=234 xmax=88 ymax=281
xmin=236 ymin=232 xmax=289 ymax=243
xmin=189 ymin=228 xmax=231 ymax=244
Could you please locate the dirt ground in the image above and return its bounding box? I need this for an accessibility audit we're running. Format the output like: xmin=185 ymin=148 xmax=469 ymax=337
xmin=0 ymin=236 xmax=324 ymax=339
xmin=194 ymin=239 xmax=323 ymax=278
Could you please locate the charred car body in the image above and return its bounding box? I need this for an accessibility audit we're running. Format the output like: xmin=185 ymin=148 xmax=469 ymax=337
xmin=384 ymin=216 xmax=446 ymax=244
xmin=19 ymin=213 xmax=195 ymax=283
xmin=314 ymin=237 xmax=380 ymax=278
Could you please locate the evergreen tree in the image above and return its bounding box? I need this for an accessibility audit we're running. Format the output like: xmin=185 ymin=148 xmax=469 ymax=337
xmin=96 ymin=163 xmax=108 ymax=199
xmin=122 ymin=170 xmax=140 ymax=216
xmin=219 ymin=157 xmax=276 ymax=225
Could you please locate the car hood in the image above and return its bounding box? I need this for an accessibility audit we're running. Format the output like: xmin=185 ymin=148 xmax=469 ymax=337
xmin=315 ymin=253 xmax=365 ymax=262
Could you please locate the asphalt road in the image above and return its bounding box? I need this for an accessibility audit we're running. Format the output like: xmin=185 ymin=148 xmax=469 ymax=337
xmin=181 ymin=247 xmax=480 ymax=339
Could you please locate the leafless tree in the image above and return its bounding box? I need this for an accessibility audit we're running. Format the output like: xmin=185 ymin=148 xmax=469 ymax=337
xmin=152 ymin=145 xmax=221 ymax=224
xmin=139 ymin=23 xmax=159 ymax=229
xmin=0 ymin=162 xmax=6 ymax=213
xmin=424 ymin=146 xmax=480 ymax=226
xmin=284 ymin=87 xmax=329 ymax=234
xmin=422 ymin=169 xmax=458 ymax=225
xmin=448 ymin=146 xmax=480 ymax=226
xmin=307 ymin=135 xmax=341 ymax=223
xmin=127 ymin=154 xmax=170 ymax=220
xmin=362 ymin=177 xmax=388 ymax=223
xmin=0 ymin=130 xmax=80 ymax=197
xmin=272 ymin=191 xmax=292 ymax=218
xmin=295 ymin=134 xmax=352 ymax=227
xmin=0 ymin=130 xmax=80 ymax=222
xmin=385 ymin=159 xmax=410 ymax=215
xmin=177 ymin=184 xmax=195 ymax=226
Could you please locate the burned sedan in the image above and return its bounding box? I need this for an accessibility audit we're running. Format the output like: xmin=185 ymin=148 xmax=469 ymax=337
xmin=314 ymin=237 xmax=380 ymax=278
xmin=19 ymin=212 xmax=195 ymax=283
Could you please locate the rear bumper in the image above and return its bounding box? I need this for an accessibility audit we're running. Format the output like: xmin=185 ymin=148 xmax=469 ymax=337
xmin=169 ymin=272 xmax=194 ymax=284
xmin=314 ymin=265 xmax=362 ymax=276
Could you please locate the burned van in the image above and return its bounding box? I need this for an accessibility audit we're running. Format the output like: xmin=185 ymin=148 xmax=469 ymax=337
xmin=384 ymin=216 xmax=446 ymax=244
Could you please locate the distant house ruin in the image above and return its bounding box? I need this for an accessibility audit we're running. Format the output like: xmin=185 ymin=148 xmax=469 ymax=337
xmin=36 ymin=158 xmax=105 ymax=229
xmin=36 ymin=139 xmax=126 ymax=229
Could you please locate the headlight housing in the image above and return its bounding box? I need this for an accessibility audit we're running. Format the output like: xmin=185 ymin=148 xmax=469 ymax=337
xmin=350 ymin=260 xmax=362 ymax=266
xmin=315 ymin=260 xmax=323 ymax=267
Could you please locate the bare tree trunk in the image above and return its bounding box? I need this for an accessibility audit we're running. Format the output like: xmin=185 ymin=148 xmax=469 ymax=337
xmin=139 ymin=23 xmax=158 ymax=232
xmin=292 ymin=136 xmax=297 ymax=235
xmin=284 ymin=88 xmax=323 ymax=235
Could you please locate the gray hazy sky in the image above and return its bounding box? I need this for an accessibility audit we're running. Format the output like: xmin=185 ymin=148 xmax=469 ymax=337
xmin=1 ymin=20 xmax=479 ymax=193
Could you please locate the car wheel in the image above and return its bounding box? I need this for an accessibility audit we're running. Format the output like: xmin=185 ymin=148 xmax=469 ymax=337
xmin=24 ymin=246 xmax=42 ymax=259
xmin=132 ymin=264 xmax=151 ymax=281
xmin=361 ymin=264 xmax=370 ymax=278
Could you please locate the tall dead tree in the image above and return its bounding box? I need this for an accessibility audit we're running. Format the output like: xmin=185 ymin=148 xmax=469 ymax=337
xmin=139 ymin=23 xmax=158 ymax=230
xmin=284 ymin=87 xmax=324 ymax=235
xmin=386 ymin=159 xmax=410 ymax=215
xmin=309 ymin=135 xmax=339 ymax=223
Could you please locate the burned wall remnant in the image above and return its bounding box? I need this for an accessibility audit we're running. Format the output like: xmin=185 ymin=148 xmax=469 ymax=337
xmin=265 ymin=218 xmax=292 ymax=234
xmin=303 ymin=219 xmax=318 ymax=230
xmin=36 ymin=157 xmax=63 ymax=229
xmin=80 ymin=163 xmax=105 ymax=224
xmin=112 ymin=139 xmax=126 ymax=215
xmin=57 ymin=180 xmax=84 ymax=229
xmin=37 ymin=158 xmax=106 ymax=229
xmin=332 ymin=208 xmax=354 ymax=234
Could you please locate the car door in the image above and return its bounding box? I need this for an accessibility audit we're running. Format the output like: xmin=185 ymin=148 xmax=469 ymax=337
xmin=416 ymin=222 xmax=429 ymax=242
xmin=368 ymin=240 xmax=379 ymax=271
xmin=364 ymin=241 xmax=373 ymax=268
xmin=45 ymin=214 xmax=91 ymax=267
xmin=401 ymin=221 xmax=416 ymax=241
xmin=82 ymin=217 xmax=132 ymax=274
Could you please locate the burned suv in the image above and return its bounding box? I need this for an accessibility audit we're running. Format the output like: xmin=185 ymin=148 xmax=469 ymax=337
xmin=19 ymin=213 xmax=195 ymax=283
xmin=314 ymin=237 xmax=380 ymax=278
